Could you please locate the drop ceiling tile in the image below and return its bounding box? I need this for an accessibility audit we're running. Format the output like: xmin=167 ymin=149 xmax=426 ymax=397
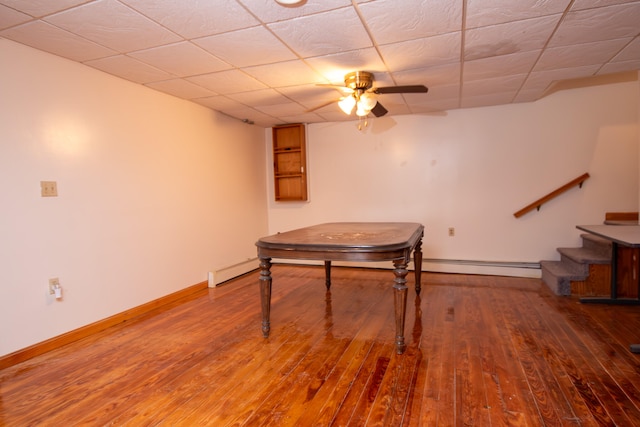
xmin=549 ymin=2 xmax=640 ymax=47
xmin=243 ymin=60 xmax=326 ymax=87
xmin=45 ymin=0 xmax=181 ymax=52
xmin=463 ymin=74 xmax=526 ymax=97
xmin=255 ymin=102 xmax=307 ymax=116
xmin=521 ymin=64 xmax=600 ymax=93
xmin=192 ymin=95 xmax=249 ymax=110
xmin=129 ymin=42 xmax=231 ymax=77
xmin=613 ymin=37 xmax=640 ymax=62
xmin=410 ymin=96 xmax=460 ymax=113
xmin=145 ymin=79 xmax=216 ymax=99
xmin=465 ymin=15 xmax=560 ymax=61
xmin=466 ymin=0 xmax=570 ymax=28
xmin=227 ymin=89 xmax=292 ymax=107
xmin=379 ymin=32 xmax=460 ymax=72
xmin=193 ymin=26 xmax=296 ymax=68
xmin=405 ymin=83 xmax=459 ymax=103
xmin=599 ymin=59 xmax=640 ymax=75
xmin=305 ymin=48 xmax=386 ymax=83
xmin=464 ymin=50 xmax=540 ymax=81
xmin=358 ymin=0 xmax=462 ymax=45
xmin=393 ymin=64 xmax=461 ymax=87
xmin=535 ymin=38 xmax=631 ymax=71
xmin=316 ymin=110 xmax=356 ymax=121
xmin=369 ymin=72 xmax=396 ymax=87
xmin=187 ymin=70 xmax=268 ymax=94
xmin=372 ymin=93 xmax=410 ymax=113
xmin=268 ymin=7 xmax=372 ymax=58
xmin=1 ymin=20 xmax=117 ymax=62
xmin=513 ymin=87 xmax=547 ymax=103
xmin=379 ymin=103 xmax=412 ymax=117
xmin=0 ymin=0 xmax=90 ymax=17
xmin=85 ymin=55 xmax=172 ymax=84
xmin=571 ymin=0 xmax=639 ymax=11
xmin=462 ymin=92 xmax=518 ymax=108
xmin=119 ymin=0 xmax=260 ymax=39
xmin=275 ymin=112 xmax=325 ymax=124
xmin=0 ymin=4 xmax=31 ymax=29
xmin=221 ymin=106 xmax=278 ymax=126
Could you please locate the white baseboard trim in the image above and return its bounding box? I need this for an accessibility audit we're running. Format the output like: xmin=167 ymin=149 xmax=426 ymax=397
xmin=271 ymin=258 xmax=541 ymax=279
xmin=208 ymin=258 xmax=259 ymax=287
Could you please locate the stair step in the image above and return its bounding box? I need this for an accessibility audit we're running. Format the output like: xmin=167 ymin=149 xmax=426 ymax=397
xmin=557 ymin=247 xmax=611 ymax=265
xmin=540 ymin=260 xmax=583 ymax=296
xmin=580 ymin=233 xmax=612 ymax=257
xmin=540 ymin=260 xmax=587 ymax=280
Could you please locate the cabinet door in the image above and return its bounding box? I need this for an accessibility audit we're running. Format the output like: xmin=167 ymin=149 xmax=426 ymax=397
xmin=272 ymin=124 xmax=307 ymax=201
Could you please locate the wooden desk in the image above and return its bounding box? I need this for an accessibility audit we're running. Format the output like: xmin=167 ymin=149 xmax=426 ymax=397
xmin=256 ymin=222 xmax=424 ymax=354
xmin=576 ymin=224 xmax=640 ymax=353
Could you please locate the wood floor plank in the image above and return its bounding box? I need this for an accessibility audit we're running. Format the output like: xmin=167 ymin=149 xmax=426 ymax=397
xmin=2 ymin=267 xmax=640 ymax=426
xmin=476 ymin=280 xmax=532 ymax=426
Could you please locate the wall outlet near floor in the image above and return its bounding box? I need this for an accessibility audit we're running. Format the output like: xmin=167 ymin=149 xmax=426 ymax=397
xmin=448 ymin=227 xmax=455 ymax=237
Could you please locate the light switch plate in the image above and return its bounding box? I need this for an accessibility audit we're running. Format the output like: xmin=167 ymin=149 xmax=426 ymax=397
xmin=41 ymin=181 xmax=58 ymax=197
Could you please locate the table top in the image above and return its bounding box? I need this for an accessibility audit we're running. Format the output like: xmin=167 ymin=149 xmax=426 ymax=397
xmin=577 ymin=224 xmax=640 ymax=247
xmin=256 ymin=222 xmax=424 ymax=262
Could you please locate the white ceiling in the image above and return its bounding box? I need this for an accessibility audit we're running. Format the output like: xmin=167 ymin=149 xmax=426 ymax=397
xmin=1 ymin=0 xmax=639 ymax=127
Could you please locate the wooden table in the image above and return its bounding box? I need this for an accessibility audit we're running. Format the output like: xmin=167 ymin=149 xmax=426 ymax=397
xmin=256 ymin=222 xmax=424 ymax=354
xmin=577 ymin=224 xmax=640 ymax=353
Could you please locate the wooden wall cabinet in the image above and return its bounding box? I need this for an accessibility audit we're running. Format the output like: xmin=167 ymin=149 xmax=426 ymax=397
xmin=272 ymin=123 xmax=307 ymax=201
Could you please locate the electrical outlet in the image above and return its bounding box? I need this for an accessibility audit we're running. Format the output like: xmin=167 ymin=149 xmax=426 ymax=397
xmin=41 ymin=181 xmax=58 ymax=197
xmin=448 ymin=227 xmax=455 ymax=237
xmin=49 ymin=277 xmax=59 ymax=295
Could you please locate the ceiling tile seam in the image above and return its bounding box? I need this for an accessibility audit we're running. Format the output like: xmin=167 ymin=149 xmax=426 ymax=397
xmin=349 ymin=0 xmax=394 ymax=85
xmin=515 ymin=0 xmax=577 ymax=103
xmin=596 ymin=36 xmax=640 ymax=75
xmin=0 ymin=15 xmax=118 ymax=61
xmin=0 ymin=0 xmax=96 ymax=20
xmin=222 ymin=0 xmax=313 ymax=71
xmin=125 ymin=41 xmax=238 ymax=78
xmin=32 ymin=18 xmax=120 ymax=62
xmin=458 ymin=0 xmax=468 ymax=108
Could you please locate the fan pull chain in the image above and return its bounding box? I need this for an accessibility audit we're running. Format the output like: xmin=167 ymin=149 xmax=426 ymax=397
xmin=358 ymin=115 xmax=369 ymax=131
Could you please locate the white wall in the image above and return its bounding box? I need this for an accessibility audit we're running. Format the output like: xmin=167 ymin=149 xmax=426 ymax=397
xmin=0 ymin=40 xmax=268 ymax=356
xmin=267 ymin=79 xmax=639 ymax=275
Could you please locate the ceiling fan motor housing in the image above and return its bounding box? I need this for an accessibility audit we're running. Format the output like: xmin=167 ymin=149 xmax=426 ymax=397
xmin=344 ymin=71 xmax=374 ymax=91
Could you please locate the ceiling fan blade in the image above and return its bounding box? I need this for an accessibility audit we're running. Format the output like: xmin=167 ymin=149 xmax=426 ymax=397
xmin=374 ymin=85 xmax=428 ymax=94
xmin=315 ymin=83 xmax=354 ymax=93
xmin=371 ymin=101 xmax=388 ymax=117
xmin=306 ymin=99 xmax=341 ymax=112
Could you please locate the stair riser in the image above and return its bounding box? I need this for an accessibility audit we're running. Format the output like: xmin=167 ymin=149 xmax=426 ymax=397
xmin=558 ymin=254 xmax=589 ymax=275
xmin=581 ymin=236 xmax=612 ymax=258
xmin=541 ymin=266 xmax=572 ymax=296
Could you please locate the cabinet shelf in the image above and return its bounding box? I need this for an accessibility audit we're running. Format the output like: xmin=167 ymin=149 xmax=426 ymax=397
xmin=272 ymin=124 xmax=307 ymax=202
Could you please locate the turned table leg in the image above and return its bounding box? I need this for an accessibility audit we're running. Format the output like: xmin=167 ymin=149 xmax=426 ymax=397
xmin=414 ymin=238 xmax=423 ymax=295
xmin=259 ymin=257 xmax=272 ymax=338
xmin=324 ymin=260 xmax=332 ymax=290
xmin=393 ymin=259 xmax=409 ymax=354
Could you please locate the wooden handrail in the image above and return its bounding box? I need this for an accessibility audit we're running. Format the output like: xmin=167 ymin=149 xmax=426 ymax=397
xmin=513 ymin=173 xmax=590 ymax=218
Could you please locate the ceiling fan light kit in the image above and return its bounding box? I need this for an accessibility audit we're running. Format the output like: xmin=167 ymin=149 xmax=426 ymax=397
xmin=275 ymin=0 xmax=305 ymax=5
xmin=338 ymin=96 xmax=356 ymax=114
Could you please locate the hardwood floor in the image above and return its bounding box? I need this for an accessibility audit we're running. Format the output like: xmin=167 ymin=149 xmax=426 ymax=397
xmin=2 ymin=265 xmax=640 ymax=426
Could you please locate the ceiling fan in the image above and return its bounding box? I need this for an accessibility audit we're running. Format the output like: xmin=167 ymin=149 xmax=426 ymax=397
xmin=311 ymin=71 xmax=428 ymax=118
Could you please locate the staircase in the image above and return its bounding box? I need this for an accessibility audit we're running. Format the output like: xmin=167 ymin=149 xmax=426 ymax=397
xmin=541 ymin=212 xmax=639 ymax=296
xmin=540 ymin=233 xmax=612 ymax=296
